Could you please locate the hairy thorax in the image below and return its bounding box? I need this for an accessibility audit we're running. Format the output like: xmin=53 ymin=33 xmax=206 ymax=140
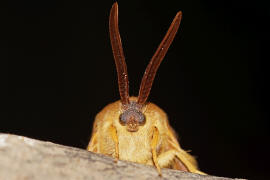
xmin=94 ymin=97 xmax=168 ymax=165
xmin=117 ymin=127 xmax=153 ymax=164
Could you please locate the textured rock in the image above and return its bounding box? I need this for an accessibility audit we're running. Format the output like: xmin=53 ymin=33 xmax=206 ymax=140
xmin=0 ymin=133 xmax=245 ymax=180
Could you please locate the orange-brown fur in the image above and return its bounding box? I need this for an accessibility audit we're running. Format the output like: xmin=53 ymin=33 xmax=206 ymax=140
xmin=87 ymin=97 xmax=205 ymax=175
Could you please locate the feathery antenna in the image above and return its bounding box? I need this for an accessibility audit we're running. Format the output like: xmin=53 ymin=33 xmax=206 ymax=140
xmin=137 ymin=11 xmax=182 ymax=105
xmin=109 ymin=2 xmax=130 ymax=106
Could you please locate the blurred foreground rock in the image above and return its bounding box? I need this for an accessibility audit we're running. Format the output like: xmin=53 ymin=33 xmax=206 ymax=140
xmin=0 ymin=133 xmax=245 ymax=180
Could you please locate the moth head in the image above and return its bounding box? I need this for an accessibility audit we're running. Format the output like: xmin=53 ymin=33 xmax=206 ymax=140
xmin=109 ymin=2 xmax=182 ymax=132
xmin=119 ymin=101 xmax=145 ymax=132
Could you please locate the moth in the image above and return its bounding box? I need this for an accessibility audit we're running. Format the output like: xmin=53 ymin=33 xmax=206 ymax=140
xmin=87 ymin=2 xmax=205 ymax=176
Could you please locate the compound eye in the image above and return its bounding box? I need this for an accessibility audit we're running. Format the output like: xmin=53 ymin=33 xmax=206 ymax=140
xmin=137 ymin=111 xmax=146 ymax=125
xmin=119 ymin=110 xmax=146 ymax=126
xmin=119 ymin=113 xmax=126 ymax=125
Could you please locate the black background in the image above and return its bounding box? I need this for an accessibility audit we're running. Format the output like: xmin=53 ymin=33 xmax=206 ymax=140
xmin=1 ymin=0 xmax=269 ymax=179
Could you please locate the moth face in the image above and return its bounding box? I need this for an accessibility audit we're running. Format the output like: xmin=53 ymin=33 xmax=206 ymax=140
xmin=119 ymin=102 xmax=146 ymax=132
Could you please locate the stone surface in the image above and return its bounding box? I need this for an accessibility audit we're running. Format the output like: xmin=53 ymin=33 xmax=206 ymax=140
xmin=0 ymin=133 xmax=245 ymax=180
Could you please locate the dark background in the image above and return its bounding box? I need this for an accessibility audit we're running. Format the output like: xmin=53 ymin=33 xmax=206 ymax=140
xmin=1 ymin=0 xmax=269 ymax=179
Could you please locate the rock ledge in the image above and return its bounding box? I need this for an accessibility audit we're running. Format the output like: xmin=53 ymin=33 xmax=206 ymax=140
xmin=0 ymin=133 xmax=245 ymax=180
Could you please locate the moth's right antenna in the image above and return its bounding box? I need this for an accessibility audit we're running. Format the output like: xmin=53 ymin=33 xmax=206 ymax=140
xmin=109 ymin=2 xmax=130 ymax=106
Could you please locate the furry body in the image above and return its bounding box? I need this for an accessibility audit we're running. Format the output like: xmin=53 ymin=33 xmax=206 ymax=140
xmin=87 ymin=97 xmax=204 ymax=174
